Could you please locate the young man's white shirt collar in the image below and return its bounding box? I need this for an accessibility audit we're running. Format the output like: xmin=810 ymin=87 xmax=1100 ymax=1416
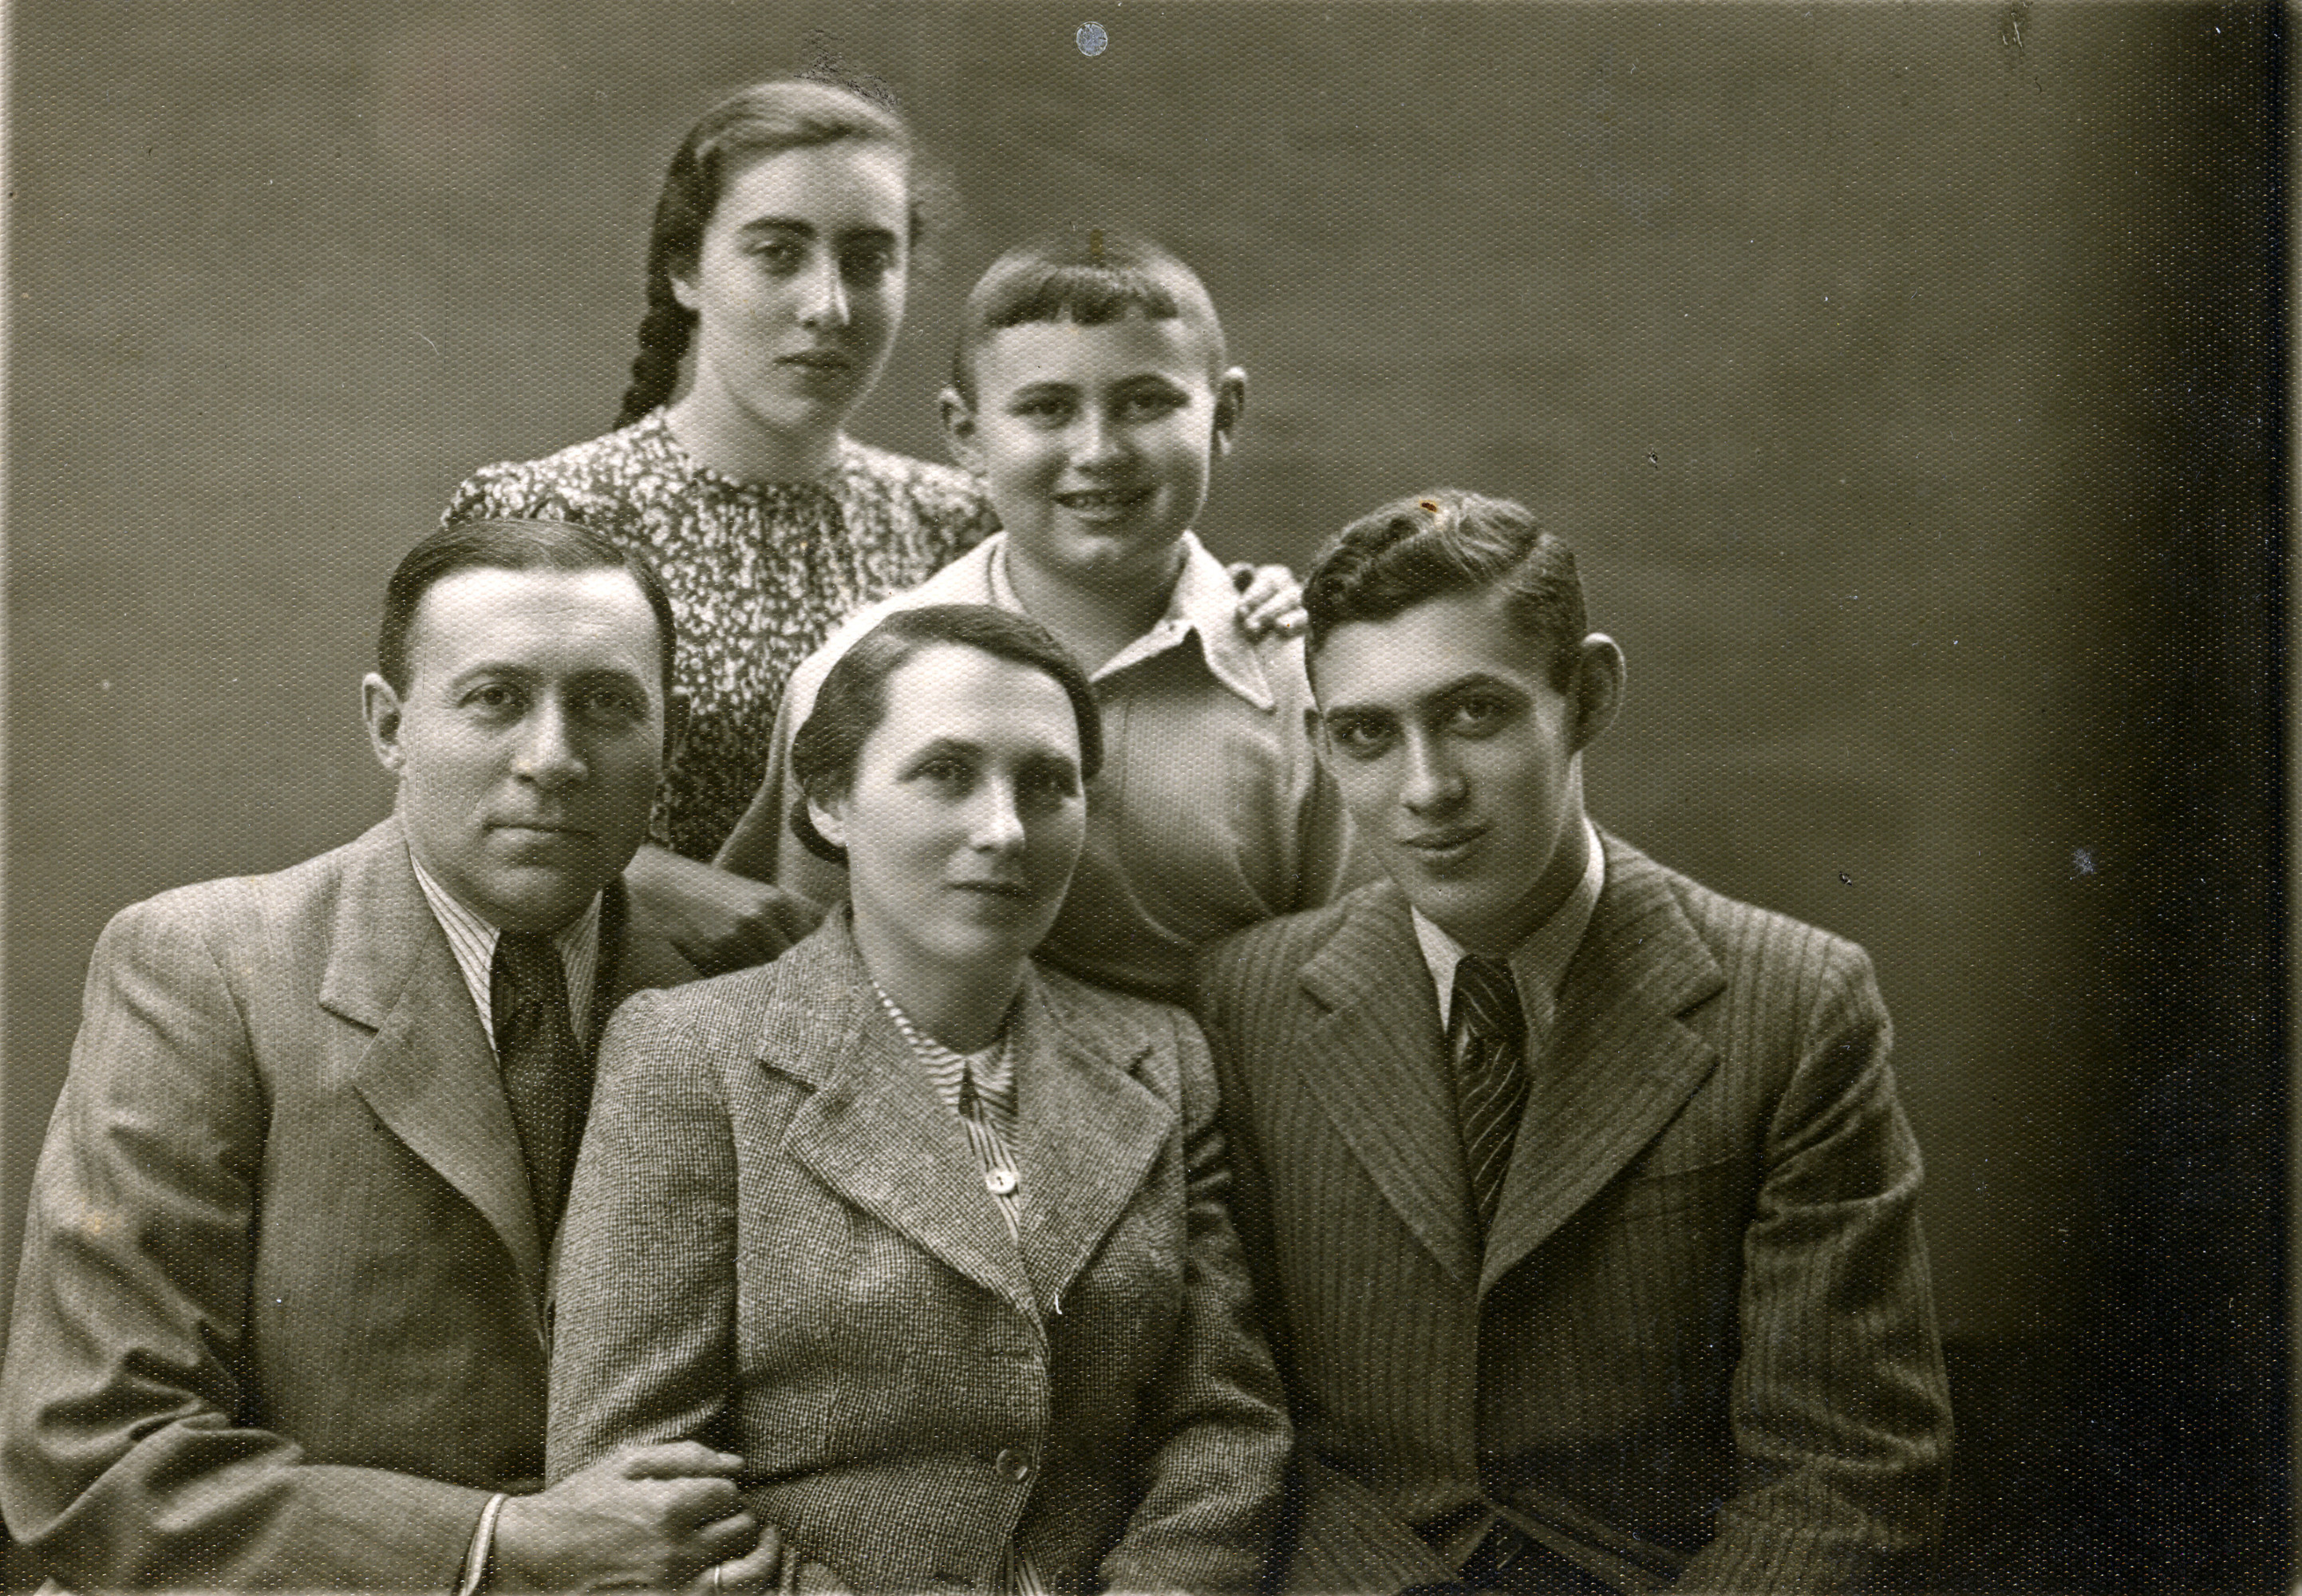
xmin=1412 ymin=816 xmax=1606 ymax=1042
xmin=407 ymin=847 xmax=604 ymax=1048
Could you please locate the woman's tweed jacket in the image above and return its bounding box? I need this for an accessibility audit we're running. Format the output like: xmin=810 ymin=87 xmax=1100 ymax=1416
xmin=547 ymin=911 xmax=1291 ymax=1594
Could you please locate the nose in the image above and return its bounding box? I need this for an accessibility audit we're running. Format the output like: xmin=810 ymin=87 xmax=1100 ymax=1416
xmin=968 ymin=776 xmax=1029 ymax=855
xmin=1398 ymin=727 xmax=1464 ymax=815
xmin=511 ymin=697 xmax=586 ymax=789
xmin=797 ymin=255 xmax=851 ymax=330
xmin=1068 ymin=406 xmax=1127 ymax=470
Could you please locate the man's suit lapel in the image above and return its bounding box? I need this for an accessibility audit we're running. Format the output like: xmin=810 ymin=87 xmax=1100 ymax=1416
xmin=1007 ymin=973 xmax=1174 ymax=1316
xmin=773 ymin=922 xmax=1041 ymax=1325
xmin=319 ymin=820 xmax=549 ymax=1314
xmin=1479 ymin=834 xmax=1727 ymax=1296
xmin=1296 ymin=884 xmax=1482 ymax=1292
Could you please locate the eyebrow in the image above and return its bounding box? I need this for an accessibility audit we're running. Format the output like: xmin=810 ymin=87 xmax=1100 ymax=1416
xmin=731 ymin=218 xmax=899 ymax=244
xmin=902 ymin=736 xmax=985 ymax=763
xmin=446 ymin=663 xmax=650 ymax=692
xmin=1321 ymin=672 xmax=1520 ymax=719
xmin=1001 ymin=370 xmax=1189 ymax=400
xmin=448 ymin=662 xmax=540 ymax=686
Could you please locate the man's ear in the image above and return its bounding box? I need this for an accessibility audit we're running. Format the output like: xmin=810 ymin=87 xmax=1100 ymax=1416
xmin=361 ymin=674 xmax=407 ymax=775
xmin=1567 ymin=634 xmax=1625 ymax=753
xmin=667 ymin=269 xmax=701 ymax=314
xmin=939 ymin=387 xmax=984 ymax=474
xmin=1211 ymin=366 xmax=1248 ymax=460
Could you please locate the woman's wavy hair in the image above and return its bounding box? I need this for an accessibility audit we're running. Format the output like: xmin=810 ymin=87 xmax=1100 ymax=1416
xmin=614 ymin=77 xmax=932 ymax=428
xmin=788 ymin=604 xmax=1103 ymax=867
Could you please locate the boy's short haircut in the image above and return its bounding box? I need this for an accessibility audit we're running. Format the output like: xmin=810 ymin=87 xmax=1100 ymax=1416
xmin=1303 ymin=488 xmax=1589 ymax=692
xmin=950 ymin=230 xmax=1230 ymax=406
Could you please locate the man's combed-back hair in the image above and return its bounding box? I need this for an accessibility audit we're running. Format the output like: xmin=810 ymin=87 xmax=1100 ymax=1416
xmin=787 ymin=604 xmax=1103 ymax=866
xmin=1303 ymin=488 xmax=1589 ymax=690
xmin=379 ymin=519 xmax=677 ymax=697
xmin=616 ymin=77 xmax=921 ymax=429
xmin=949 ymin=230 xmax=1228 ymax=407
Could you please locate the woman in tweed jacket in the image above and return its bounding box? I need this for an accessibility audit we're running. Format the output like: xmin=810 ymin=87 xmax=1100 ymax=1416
xmin=547 ymin=605 xmax=1291 ymax=1595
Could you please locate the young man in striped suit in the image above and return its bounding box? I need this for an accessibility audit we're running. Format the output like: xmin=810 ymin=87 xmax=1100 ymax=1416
xmin=1194 ymin=490 xmax=1952 ymax=1594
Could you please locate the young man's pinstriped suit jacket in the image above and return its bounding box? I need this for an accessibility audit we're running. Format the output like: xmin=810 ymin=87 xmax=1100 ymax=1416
xmin=1194 ymin=831 xmax=1953 ymax=1594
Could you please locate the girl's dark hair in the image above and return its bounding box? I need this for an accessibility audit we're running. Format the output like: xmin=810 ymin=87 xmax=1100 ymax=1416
xmin=616 ymin=77 xmax=921 ymax=428
xmin=788 ymin=604 xmax=1104 ymax=866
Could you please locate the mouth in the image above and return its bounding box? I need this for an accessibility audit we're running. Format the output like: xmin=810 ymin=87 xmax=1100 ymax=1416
xmin=1400 ymin=824 xmax=1487 ymax=863
xmin=950 ymin=879 xmax=1034 ymax=901
xmin=778 ymin=349 xmax=855 ymax=373
xmin=1052 ymin=487 xmax=1155 ymax=517
xmin=490 ymin=820 xmax=596 ymax=841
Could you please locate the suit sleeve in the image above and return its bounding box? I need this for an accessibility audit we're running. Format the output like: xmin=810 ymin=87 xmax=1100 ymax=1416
xmin=1096 ymin=1008 xmax=1294 ymax=1596
xmin=547 ymin=990 xmax=741 ymax=1479
xmin=1680 ymin=942 xmax=1953 ymax=1594
xmin=0 ymin=896 xmax=491 ymax=1591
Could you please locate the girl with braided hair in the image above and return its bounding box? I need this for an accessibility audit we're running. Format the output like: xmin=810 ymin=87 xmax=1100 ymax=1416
xmin=448 ymin=77 xmax=1299 ymax=974
xmin=445 ymin=78 xmax=977 ymax=970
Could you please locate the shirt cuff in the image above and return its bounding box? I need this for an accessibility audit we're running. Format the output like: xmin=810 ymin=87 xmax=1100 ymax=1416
xmin=456 ymin=1491 xmax=510 ymax=1596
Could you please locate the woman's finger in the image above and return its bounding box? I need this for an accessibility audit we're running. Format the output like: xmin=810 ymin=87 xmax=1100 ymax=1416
xmin=693 ymin=1523 xmax=785 ymax=1594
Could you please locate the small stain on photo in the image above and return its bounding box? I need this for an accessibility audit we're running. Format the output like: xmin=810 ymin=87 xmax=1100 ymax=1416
xmin=1077 ymin=21 xmax=1108 ymax=57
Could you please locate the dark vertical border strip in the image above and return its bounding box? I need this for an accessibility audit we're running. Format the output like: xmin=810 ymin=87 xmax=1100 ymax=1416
xmin=2083 ymin=4 xmax=2289 ymax=1589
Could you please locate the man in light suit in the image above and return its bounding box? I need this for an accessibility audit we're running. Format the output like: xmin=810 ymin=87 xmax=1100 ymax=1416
xmin=2 ymin=519 xmax=776 ymax=1590
xmin=1194 ymin=491 xmax=1953 ymax=1595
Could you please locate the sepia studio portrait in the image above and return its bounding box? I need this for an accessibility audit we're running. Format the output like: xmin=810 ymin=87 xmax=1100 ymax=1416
xmin=1 ymin=3 xmax=2281 ymax=1594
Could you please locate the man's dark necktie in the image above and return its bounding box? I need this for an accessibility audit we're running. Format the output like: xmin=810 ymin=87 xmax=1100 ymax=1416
xmin=491 ymin=930 xmax=586 ymax=1238
xmin=1450 ymin=954 xmax=1530 ymax=1235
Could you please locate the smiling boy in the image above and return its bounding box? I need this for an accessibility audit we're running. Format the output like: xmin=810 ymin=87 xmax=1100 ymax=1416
xmin=718 ymin=231 xmax=1360 ymax=1003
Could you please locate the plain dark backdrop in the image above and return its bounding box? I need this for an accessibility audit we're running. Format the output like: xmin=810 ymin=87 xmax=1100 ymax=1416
xmin=4 ymin=3 xmax=2284 ymax=1587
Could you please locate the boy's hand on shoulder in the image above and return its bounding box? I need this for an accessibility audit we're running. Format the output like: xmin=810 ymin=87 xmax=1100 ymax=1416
xmin=1230 ymin=562 xmax=1307 ymax=639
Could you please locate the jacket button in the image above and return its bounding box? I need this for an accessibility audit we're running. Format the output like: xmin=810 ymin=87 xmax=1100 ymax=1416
xmin=993 ymin=1446 xmax=1033 ymax=1482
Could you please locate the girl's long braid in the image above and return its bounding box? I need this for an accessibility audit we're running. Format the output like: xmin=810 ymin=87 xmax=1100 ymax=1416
xmin=616 ymin=257 xmax=696 ymax=427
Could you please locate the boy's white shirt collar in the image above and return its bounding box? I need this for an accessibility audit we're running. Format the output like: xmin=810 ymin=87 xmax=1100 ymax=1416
xmin=985 ymin=531 xmax=1278 ymax=710
xmin=1412 ymin=816 xmax=1606 ymax=1039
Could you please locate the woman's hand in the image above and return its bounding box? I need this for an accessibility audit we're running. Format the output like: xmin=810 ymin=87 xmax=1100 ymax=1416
xmin=697 ymin=1524 xmax=857 ymax=1595
xmin=626 ymin=844 xmax=826 ymax=974
xmin=1228 ymin=562 xmax=1308 ymax=640
xmin=492 ymin=1443 xmax=756 ymax=1592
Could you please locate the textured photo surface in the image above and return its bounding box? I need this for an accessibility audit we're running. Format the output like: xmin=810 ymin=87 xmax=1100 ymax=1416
xmin=4 ymin=4 xmax=2280 ymax=1588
